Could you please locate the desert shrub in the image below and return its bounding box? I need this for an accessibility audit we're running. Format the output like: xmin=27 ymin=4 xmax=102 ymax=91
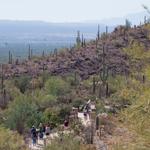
xmin=44 ymin=135 xmax=80 ymax=150
xmin=64 ymin=74 xmax=80 ymax=86
xmin=111 ymin=87 xmax=138 ymax=106
xmin=72 ymin=98 xmax=85 ymax=108
xmin=42 ymin=105 xmax=71 ymax=127
xmin=123 ymin=42 xmax=146 ymax=60
xmin=45 ymin=76 xmax=70 ymax=96
xmin=58 ymin=105 xmax=71 ymax=122
xmin=42 ymin=107 xmax=60 ymax=127
xmin=122 ymin=90 xmax=150 ymax=138
xmin=108 ymin=75 xmax=127 ymax=94
xmin=29 ymin=78 xmax=43 ymax=89
xmin=4 ymin=80 xmax=22 ymax=99
xmin=33 ymin=89 xmax=57 ymax=109
xmin=4 ymin=95 xmax=41 ymax=134
xmin=0 ymin=126 xmax=27 ymax=150
xmin=110 ymin=78 xmax=142 ymax=107
xmin=14 ymin=76 xmax=31 ymax=93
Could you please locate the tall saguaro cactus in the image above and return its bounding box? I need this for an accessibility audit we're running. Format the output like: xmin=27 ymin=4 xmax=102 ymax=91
xmin=81 ymin=34 xmax=84 ymax=47
xmin=84 ymin=39 xmax=86 ymax=47
xmin=28 ymin=44 xmax=31 ymax=60
xmin=97 ymin=25 xmax=100 ymax=40
xmin=100 ymin=45 xmax=108 ymax=85
xmin=8 ymin=51 xmax=13 ymax=64
xmin=92 ymin=76 xmax=96 ymax=94
xmin=1 ymin=64 xmax=4 ymax=91
xmin=76 ymin=31 xmax=81 ymax=48
xmin=97 ymin=44 xmax=109 ymax=98
xmin=144 ymin=16 xmax=147 ymax=24
xmin=42 ymin=50 xmax=45 ymax=58
xmin=54 ymin=48 xmax=58 ymax=59
xmin=8 ymin=51 xmax=11 ymax=64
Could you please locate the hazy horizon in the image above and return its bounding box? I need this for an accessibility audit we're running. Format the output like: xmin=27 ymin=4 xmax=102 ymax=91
xmin=0 ymin=0 xmax=149 ymax=22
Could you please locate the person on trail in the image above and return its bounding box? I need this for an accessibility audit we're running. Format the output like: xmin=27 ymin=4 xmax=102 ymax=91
xmin=31 ymin=125 xmax=37 ymax=146
xmin=96 ymin=115 xmax=100 ymax=130
xmin=42 ymin=124 xmax=46 ymax=133
xmin=64 ymin=119 xmax=69 ymax=129
xmin=39 ymin=123 xmax=44 ymax=139
xmin=45 ymin=123 xmax=51 ymax=136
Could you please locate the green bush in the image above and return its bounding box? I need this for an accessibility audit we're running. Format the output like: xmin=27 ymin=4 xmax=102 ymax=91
xmin=45 ymin=76 xmax=70 ymax=96
xmin=33 ymin=90 xmax=57 ymax=109
xmin=14 ymin=76 xmax=31 ymax=93
xmin=4 ymin=95 xmax=42 ymax=134
xmin=42 ymin=105 xmax=71 ymax=127
xmin=0 ymin=126 xmax=27 ymax=150
xmin=42 ymin=107 xmax=61 ymax=127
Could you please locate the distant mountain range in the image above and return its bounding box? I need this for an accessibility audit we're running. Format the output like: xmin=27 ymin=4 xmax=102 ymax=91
xmin=0 ymin=11 xmax=149 ymax=62
xmin=0 ymin=11 xmax=149 ymax=42
xmin=0 ymin=21 xmax=114 ymax=43
xmin=86 ymin=11 xmax=149 ymax=26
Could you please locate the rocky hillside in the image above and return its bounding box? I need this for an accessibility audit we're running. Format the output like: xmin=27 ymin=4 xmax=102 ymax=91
xmin=2 ymin=24 xmax=150 ymax=80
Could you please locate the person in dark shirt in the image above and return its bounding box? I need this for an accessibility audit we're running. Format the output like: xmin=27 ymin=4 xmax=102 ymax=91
xmin=31 ymin=125 xmax=37 ymax=146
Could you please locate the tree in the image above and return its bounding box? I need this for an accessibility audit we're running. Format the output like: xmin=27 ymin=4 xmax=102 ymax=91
xmin=45 ymin=76 xmax=70 ymax=96
xmin=4 ymin=95 xmax=41 ymax=134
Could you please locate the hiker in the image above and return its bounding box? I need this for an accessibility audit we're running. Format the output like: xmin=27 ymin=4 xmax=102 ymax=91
xmin=83 ymin=108 xmax=88 ymax=120
xmin=96 ymin=115 xmax=100 ymax=130
xmin=31 ymin=125 xmax=37 ymax=146
xmin=64 ymin=119 xmax=69 ymax=129
xmin=38 ymin=123 xmax=44 ymax=139
xmin=45 ymin=123 xmax=51 ymax=136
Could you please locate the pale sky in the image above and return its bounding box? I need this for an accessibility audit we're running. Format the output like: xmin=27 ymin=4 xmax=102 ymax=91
xmin=0 ymin=0 xmax=149 ymax=22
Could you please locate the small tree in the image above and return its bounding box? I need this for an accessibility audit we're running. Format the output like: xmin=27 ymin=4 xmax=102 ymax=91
xmin=4 ymin=96 xmax=41 ymax=134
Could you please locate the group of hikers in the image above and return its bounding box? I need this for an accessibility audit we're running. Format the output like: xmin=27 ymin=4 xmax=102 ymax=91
xmin=30 ymin=100 xmax=93 ymax=147
xmin=30 ymin=123 xmax=51 ymax=146
xmin=30 ymin=119 xmax=69 ymax=146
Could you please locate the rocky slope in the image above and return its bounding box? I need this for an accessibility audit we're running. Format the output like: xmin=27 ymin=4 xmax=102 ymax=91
xmin=2 ymin=24 xmax=150 ymax=80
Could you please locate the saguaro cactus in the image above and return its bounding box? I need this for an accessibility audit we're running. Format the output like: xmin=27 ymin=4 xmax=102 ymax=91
xmin=144 ymin=16 xmax=147 ymax=24
xmin=8 ymin=51 xmax=13 ymax=64
xmin=10 ymin=53 xmax=13 ymax=64
xmin=28 ymin=44 xmax=31 ymax=60
xmin=54 ymin=48 xmax=58 ymax=59
xmin=142 ymin=75 xmax=145 ymax=83
xmin=76 ymin=31 xmax=81 ymax=48
xmin=74 ymin=71 xmax=78 ymax=86
xmin=97 ymin=25 xmax=100 ymax=40
xmin=8 ymin=51 xmax=11 ymax=64
xmin=106 ymin=26 xmax=108 ymax=34
xmin=84 ymin=39 xmax=86 ymax=47
xmin=92 ymin=76 xmax=96 ymax=94
xmin=100 ymin=45 xmax=108 ymax=84
xmin=81 ymin=34 xmax=84 ymax=47
xmin=1 ymin=64 xmax=4 ymax=91
xmin=98 ymin=44 xmax=109 ymax=98
xmin=95 ymin=38 xmax=98 ymax=49
xmin=42 ymin=50 xmax=45 ymax=58
xmin=31 ymin=49 xmax=33 ymax=58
